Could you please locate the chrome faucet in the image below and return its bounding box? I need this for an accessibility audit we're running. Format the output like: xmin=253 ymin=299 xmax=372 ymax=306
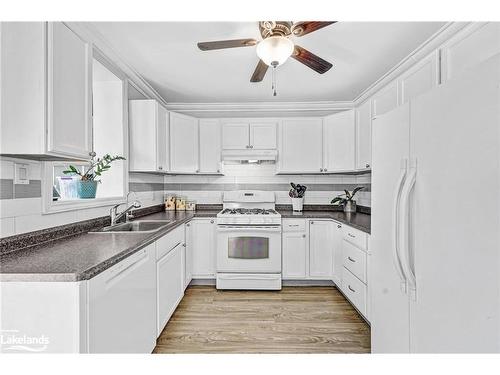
xmin=110 ymin=192 xmax=142 ymax=226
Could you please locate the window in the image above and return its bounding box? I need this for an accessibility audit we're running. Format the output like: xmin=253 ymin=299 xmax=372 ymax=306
xmin=43 ymin=50 xmax=128 ymax=213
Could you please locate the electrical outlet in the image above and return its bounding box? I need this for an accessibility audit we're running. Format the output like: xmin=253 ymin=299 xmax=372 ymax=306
xmin=14 ymin=163 xmax=30 ymax=185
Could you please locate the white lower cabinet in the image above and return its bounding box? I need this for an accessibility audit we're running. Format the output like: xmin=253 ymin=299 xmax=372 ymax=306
xmin=331 ymin=222 xmax=344 ymax=287
xmin=184 ymin=222 xmax=193 ymax=288
xmin=282 ymin=229 xmax=308 ymax=279
xmin=281 ymin=219 xmax=340 ymax=281
xmin=342 ymin=266 xmax=367 ymax=316
xmin=88 ymin=244 xmax=157 ymax=353
xmin=309 ymin=220 xmax=335 ymax=279
xmin=188 ymin=218 xmax=217 ymax=278
xmin=156 ymin=243 xmax=184 ymax=337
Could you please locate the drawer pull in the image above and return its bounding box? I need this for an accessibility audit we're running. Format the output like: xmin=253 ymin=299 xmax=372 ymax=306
xmin=348 ymin=256 xmax=356 ymax=263
xmin=289 ymin=224 xmax=300 ymax=227
xmin=348 ymin=233 xmax=356 ymax=238
xmin=348 ymin=285 xmax=356 ymax=293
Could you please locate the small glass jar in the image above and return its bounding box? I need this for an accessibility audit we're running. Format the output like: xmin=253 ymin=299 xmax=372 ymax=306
xmin=186 ymin=200 xmax=196 ymax=211
xmin=176 ymin=196 xmax=186 ymax=211
xmin=165 ymin=195 xmax=176 ymax=211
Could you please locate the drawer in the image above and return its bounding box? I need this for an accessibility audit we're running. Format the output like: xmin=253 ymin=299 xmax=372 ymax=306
xmin=343 ymin=225 xmax=368 ymax=251
xmin=342 ymin=240 xmax=367 ymax=283
xmin=342 ymin=267 xmax=367 ymax=316
xmin=156 ymin=225 xmax=185 ymax=260
xmin=282 ymin=219 xmax=306 ymax=232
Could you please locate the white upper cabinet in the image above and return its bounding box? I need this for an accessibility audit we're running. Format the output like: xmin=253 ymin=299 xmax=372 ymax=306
xmin=222 ymin=120 xmax=277 ymax=150
xmin=441 ymin=22 xmax=500 ymax=82
xmin=222 ymin=122 xmax=249 ymax=149
xmin=199 ymin=119 xmax=221 ymax=174
xmin=372 ymin=80 xmax=399 ymax=118
xmin=129 ymin=99 xmax=169 ymax=173
xmin=0 ymin=22 xmax=92 ymax=159
xmin=323 ymin=110 xmax=356 ymax=172
xmin=278 ymin=118 xmax=323 ymax=173
xmin=169 ymin=112 xmax=199 ymax=173
xmin=249 ymin=121 xmax=277 ymax=149
xmin=355 ymin=100 xmax=372 ymax=170
xmin=398 ymin=51 xmax=439 ymax=104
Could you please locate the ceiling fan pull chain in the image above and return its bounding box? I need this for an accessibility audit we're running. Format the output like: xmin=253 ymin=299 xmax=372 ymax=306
xmin=271 ymin=62 xmax=278 ymax=96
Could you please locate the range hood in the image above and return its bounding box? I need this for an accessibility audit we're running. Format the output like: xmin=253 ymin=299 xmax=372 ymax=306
xmin=221 ymin=149 xmax=278 ymax=162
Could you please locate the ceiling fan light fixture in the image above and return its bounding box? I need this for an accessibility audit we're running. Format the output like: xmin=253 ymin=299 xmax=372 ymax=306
xmin=256 ymin=36 xmax=294 ymax=66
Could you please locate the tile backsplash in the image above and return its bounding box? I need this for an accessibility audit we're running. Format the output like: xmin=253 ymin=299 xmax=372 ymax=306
xmin=1 ymin=157 xmax=370 ymax=238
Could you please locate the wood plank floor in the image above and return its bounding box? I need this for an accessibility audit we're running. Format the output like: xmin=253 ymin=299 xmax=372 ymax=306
xmin=153 ymin=286 xmax=371 ymax=354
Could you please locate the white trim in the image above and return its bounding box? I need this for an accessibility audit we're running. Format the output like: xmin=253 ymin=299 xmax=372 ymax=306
xmin=65 ymin=22 xmax=168 ymax=107
xmin=353 ymin=22 xmax=469 ymax=105
xmin=166 ymin=101 xmax=353 ymax=115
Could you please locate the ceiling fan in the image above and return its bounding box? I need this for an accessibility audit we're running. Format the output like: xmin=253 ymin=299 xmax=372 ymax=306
xmin=197 ymin=21 xmax=336 ymax=95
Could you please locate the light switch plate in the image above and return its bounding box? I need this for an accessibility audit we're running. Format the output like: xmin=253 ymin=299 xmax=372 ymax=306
xmin=14 ymin=163 xmax=30 ymax=185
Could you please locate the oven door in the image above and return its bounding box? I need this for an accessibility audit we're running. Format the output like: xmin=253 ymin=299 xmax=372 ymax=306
xmin=216 ymin=225 xmax=282 ymax=273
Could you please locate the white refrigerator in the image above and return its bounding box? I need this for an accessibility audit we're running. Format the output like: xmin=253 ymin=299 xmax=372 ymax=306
xmin=371 ymin=55 xmax=500 ymax=353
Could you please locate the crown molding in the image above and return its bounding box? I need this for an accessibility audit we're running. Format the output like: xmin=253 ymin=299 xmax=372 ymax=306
xmin=166 ymin=101 xmax=354 ymax=116
xmin=66 ymin=22 xmax=169 ymax=107
xmin=353 ymin=22 xmax=470 ymax=105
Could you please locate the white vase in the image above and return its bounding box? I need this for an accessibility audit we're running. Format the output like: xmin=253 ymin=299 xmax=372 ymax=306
xmin=291 ymin=197 xmax=304 ymax=212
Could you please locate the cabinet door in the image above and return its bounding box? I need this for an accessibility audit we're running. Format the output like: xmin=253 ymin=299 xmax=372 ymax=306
xmin=332 ymin=222 xmax=343 ymax=287
xmin=250 ymin=121 xmax=277 ymax=149
xmin=129 ymin=100 xmax=158 ymax=172
xmin=309 ymin=220 xmax=334 ymax=279
xmin=157 ymin=244 xmax=183 ymax=336
xmin=355 ymin=101 xmax=372 ymax=170
xmin=399 ymin=51 xmax=439 ymax=104
xmin=170 ymin=112 xmax=199 ymax=173
xmin=156 ymin=105 xmax=169 ymax=172
xmin=184 ymin=222 xmax=193 ymax=288
xmin=324 ymin=110 xmax=356 ymax=172
xmin=47 ymin=22 xmax=92 ymax=158
xmin=282 ymin=232 xmax=307 ymax=279
xmin=199 ymin=119 xmax=221 ymax=173
xmin=222 ymin=122 xmax=249 ymax=149
xmin=372 ymin=80 xmax=398 ymax=118
xmin=191 ymin=219 xmax=216 ymax=277
xmin=279 ymin=118 xmax=323 ymax=173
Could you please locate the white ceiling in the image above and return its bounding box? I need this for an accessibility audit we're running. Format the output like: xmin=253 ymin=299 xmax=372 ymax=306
xmin=91 ymin=22 xmax=445 ymax=103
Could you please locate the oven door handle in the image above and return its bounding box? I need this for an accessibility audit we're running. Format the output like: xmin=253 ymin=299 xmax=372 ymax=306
xmin=217 ymin=226 xmax=282 ymax=233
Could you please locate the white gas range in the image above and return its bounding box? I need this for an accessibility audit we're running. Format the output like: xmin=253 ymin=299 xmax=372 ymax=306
xmin=216 ymin=191 xmax=282 ymax=290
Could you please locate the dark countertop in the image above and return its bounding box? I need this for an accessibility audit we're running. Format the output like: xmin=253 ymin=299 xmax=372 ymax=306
xmin=0 ymin=210 xmax=219 ymax=282
xmin=0 ymin=208 xmax=368 ymax=282
xmin=277 ymin=210 xmax=371 ymax=234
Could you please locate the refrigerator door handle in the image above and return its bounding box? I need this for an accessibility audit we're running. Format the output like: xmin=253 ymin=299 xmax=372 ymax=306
xmin=399 ymin=163 xmax=417 ymax=299
xmin=392 ymin=159 xmax=408 ymax=293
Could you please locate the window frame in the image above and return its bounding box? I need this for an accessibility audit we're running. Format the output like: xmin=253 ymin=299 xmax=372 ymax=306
xmin=41 ymin=47 xmax=129 ymax=214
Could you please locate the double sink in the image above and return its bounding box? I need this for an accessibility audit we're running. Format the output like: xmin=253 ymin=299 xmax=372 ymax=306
xmin=92 ymin=220 xmax=173 ymax=233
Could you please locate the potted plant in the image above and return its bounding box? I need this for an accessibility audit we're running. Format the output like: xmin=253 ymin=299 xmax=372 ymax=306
xmin=63 ymin=153 xmax=125 ymax=199
xmin=331 ymin=187 xmax=364 ymax=213
xmin=289 ymin=182 xmax=307 ymax=212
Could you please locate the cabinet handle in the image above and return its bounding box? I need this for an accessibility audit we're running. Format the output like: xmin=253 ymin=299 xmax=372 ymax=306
xmin=186 ymin=223 xmax=190 ymax=227
xmin=158 ymin=166 xmax=163 ymax=170
xmin=210 ymin=220 xmax=214 ymax=224
xmin=324 ymin=168 xmax=328 ymax=172
xmin=320 ymin=168 xmax=323 ymax=172
xmin=348 ymin=233 xmax=356 ymax=238
xmin=348 ymin=285 xmax=356 ymax=293
xmin=337 ymin=224 xmax=342 ymax=228
xmin=302 ymin=234 xmax=306 ymax=238
xmin=310 ymin=221 xmax=314 ymax=224
xmin=196 ymin=169 xmax=200 ymax=173
xmin=217 ymin=169 xmax=220 ymax=173
xmin=246 ymin=145 xmax=250 ymax=148
xmin=182 ymin=243 xmax=186 ymax=247
xmin=366 ymin=163 xmax=370 ymax=168
xmin=289 ymin=224 xmax=299 ymax=227
xmin=348 ymin=256 xmax=356 ymax=262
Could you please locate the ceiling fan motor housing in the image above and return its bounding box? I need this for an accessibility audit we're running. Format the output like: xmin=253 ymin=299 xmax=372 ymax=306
xmin=259 ymin=21 xmax=293 ymax=38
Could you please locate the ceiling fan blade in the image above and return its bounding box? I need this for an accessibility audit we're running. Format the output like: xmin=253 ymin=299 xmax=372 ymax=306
xmin=291 ymin=21 xmax=336 ymax=37
xmin=197 ymin=38 xmax=258 ymax=51
xmin=291 ymin=45 xmax=333 ymax=74
xmin=250 ymin=59 xmax=269 ymax=82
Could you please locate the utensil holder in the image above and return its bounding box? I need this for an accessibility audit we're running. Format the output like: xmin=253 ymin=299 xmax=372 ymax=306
xmin=291 ymin=197 xmax=304 ymax=212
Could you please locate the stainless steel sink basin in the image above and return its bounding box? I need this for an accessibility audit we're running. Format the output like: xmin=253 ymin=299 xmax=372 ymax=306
xmin=94 ymin=220 xmax=172 ymax=233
